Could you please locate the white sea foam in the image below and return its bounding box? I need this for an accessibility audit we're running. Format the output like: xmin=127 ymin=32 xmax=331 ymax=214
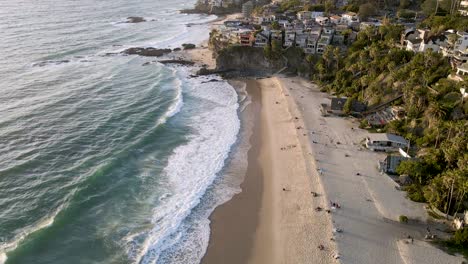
xmin=155 ymin=69 xmax=183 ymax=127
xmin=124 ymin=68 xmax=241 ymax=264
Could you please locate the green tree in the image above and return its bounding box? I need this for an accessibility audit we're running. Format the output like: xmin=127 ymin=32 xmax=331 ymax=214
xmin=271 ymin=21 xmax=281 ymax=30
xmin=358 ymin=3 xmax=377 ymax=21
xmin=399 ymin=0 xmax=411 ymax=9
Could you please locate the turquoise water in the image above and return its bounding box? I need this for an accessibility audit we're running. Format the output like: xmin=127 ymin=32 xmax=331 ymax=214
xmin=0 ymin=1 xmax=241 ymax=263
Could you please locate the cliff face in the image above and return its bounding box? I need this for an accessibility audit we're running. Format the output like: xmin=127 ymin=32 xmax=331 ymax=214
xmin=216 ymin=46 xmax=284 ymax=74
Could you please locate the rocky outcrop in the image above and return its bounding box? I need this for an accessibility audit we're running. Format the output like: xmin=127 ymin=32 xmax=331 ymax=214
xmin=126 ymin=17 xmax=146 ymax=23
xmin=122 ymin=47 xmax=172 ymax=57
xmin=159 ymin=59 xmax=195 ymax=66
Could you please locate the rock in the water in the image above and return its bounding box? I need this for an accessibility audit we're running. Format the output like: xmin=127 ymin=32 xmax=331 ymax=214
xmin=182 ymin=43 xmax=196 ymax=50
xmin=142 ymin=62 xmax=151 ymax=66
xmin=173 ymin=48 xmax=181 ymax=52
xmin=126 ymin=17 xmax=146 ymax=23
xmin=158 ymin=59 xmax=195 ymax=66
xmin=122 ymin=47 xmax=172 ymax=57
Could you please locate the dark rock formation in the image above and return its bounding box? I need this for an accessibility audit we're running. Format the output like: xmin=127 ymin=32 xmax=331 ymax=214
xmin=173 ymin=48 xmax=181 ymax=52
xmin=182 ymin=43 xmax=196 ymax=50
xmin=158 ymin=59 xmax=195 ymax=66
xmin=126 ymin=17 xmax=146 ymax=23
xmin=122 ymin=47 xmax=172 ymax=57
xmin=196 ymin=67 xmax=233 ymax=76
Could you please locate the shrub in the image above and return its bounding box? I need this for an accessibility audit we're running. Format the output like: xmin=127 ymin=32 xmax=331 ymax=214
xmin=452 ymin=228 xmax=468 ymax=247
xmin=404 ymin=184 xmax=427 ymax=203
xmin=399 ymin=215 xmax=409 ymax=223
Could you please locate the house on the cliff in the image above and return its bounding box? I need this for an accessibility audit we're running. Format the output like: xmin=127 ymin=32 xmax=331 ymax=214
xmin=404 ymin=29 xmax=446 ymax=53
xmin=254 ymin=31 xmax=269 ymax=47
xmin=305 ymin=34 xmax=320 ymax=54
xmin=295 ymin=32 xmax=308 ymax=48
xmin=284 ymin=30 xmax=296 ymax=47
xmin=342 ymin=11 xmax=359 ymax=25
xmin=316 ymin=34 xmax=333 ymax=54
xmin=315 ymin=16 xmax=330 ymax=26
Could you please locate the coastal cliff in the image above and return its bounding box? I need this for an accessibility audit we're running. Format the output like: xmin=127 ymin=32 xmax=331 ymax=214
xmin=215 ymin=46 xmax=284 ymax=74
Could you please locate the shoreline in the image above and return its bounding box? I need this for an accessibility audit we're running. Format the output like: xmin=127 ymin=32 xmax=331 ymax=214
xmin=201 ymin=80 xmax=262 ymax=264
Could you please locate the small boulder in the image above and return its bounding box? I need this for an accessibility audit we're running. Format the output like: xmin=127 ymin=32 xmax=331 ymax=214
xmin=126 ymin=17 xmax=146 ymax=23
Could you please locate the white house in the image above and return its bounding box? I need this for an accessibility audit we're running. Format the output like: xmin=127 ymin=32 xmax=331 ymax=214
xmin=404 ymin=29 xmax=445 ymax=53
xmin=454 ymin=31 xmax=468 ymax=52
xmin=459 ymin=1 xmax=468 ymax=16
xmin=365 ymin=133 xmax=409 ymax=152
xmin=315 ymin=16 xmax=329 ymax=26
xmin=456 ymin=62 xmax=468 ymax=76
xmin=342 ymin=12 xmax=359 ymax=25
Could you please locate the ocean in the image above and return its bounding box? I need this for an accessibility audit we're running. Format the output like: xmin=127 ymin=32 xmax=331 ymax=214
xmin=0 ymin=0 xmax=247 ymax=263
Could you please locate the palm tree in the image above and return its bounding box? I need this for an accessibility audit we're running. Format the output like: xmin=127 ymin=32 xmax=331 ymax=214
xmin=427 ymin=101 xmax=447 ymax=124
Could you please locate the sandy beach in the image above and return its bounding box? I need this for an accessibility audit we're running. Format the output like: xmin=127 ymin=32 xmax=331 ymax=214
xmin=202 ymin=77 xmax=336 ymax=264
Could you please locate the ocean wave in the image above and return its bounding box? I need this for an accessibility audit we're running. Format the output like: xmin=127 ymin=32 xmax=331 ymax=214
xmin=0 ymin=202 xmax=68 ymax=264
xmin=125 ymin=68 xmax=240 ymax=264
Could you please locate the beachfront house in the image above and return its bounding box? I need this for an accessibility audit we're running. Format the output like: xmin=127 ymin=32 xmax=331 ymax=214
xmin=379 ymin=149 xmax=412 ymax=174
xmin=320 ymin=97 xmax=367 ymax=116
xmin=365 ymin=133 xmax=409 ymax=152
